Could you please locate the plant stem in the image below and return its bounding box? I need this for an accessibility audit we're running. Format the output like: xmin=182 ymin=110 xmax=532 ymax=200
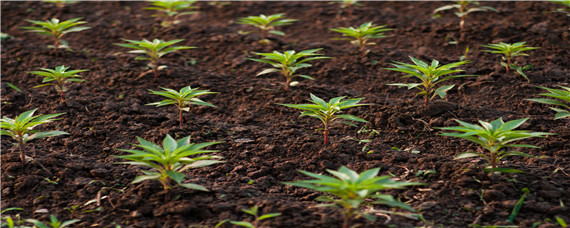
xmin=506 ymin=58 xmax=511 ymax=74
xmin=323 ymin=127 xmax=329 ymax=145
xmin=359 ymin=39 xmax=366 ymax=56
xmin=261 ymin=29 xmax=267 ymax=40
xmin=285 ymin=77 xmax=291 ymax=90
xmin=18 ymin=138 xmax=26 ymax=164
xmin=424 ymin=84 xmax=431 ymax=107
xmin=490 ymin=151 xmax=497 ymax=169
xmin=59 ymin=91 xmax=65 ymax=102
xmin=179 ymin=109 xmax=183 ymax=126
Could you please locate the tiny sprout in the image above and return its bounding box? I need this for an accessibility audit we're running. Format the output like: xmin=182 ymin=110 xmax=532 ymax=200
xmin=480 ymin=42 xmax=539 ymax=75
xmin=21 ymin=18 xmax=90 ymax=49
xmin=438 ymin=118 xmax=553 ymax=173
xmin=1 ymin=207 xmax=24 ymax=228
xmin=330 ymin=22 xmax=393 ymax=56
xmin=116 ymin=134 xmax=223 ymax=192
xmin=551 ymin=0 xmax=570 ymax=16
xmin=146 ymin=0 xmax=198 ymax=27
xmin=249 ymin=49 xmax=331 ymax=90
xmin=114 ymin=38 xmax=196 ymax=78
xmin=284 ymin=166 xmax=420 ymax=228
xmin=331 ymin=0 xmax=362 ymax=17
xmin=385 ymin=56 xmax=474 ymax=106
xmin=279 ymin=93 xmax=369 ymax=145
xmin=433 ymin=1 xmax=498 ymax=30
xmin=236 ymin=13 xmax=297 ymax=41
xmin=43 ymin=0 xmax=78 ymax=8
xmin=29 ymin=65 xmax=87 ymax=102
xmin=0 ymin=109 xmax=67 ymax=163
xmin=147 ymin=86 xmax=217 ymax=126
xmin=216 ymin=206 xmax=281 ymax=228
xmin=26 ymin=214 xmax=80 ymax=228
xmin=527 ymin=86 xmax=570 ymax=119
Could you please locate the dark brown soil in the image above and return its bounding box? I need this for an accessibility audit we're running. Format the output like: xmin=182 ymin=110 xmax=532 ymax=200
xmin=1 ymin=1 xmax=569 ymax=227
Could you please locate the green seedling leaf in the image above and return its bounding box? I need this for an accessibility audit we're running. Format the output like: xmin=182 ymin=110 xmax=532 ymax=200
xmin=279 ymin=94 xmax=369 ymax=145
xmin=385 ymin=56 xmax=474 ymax=106
xmin=21 ymin=17 xmax=90 ymax=49
xmin=236 ymin=13 xmax=297 ymax=40
xmin=284 ymin=166 xmax=421 ymax=228
xmin=249 ymin=49 xmax=330 ymax=90
xmin=438 ymin=118 xmax=552 ymax=171
xmin=147 ymin=86 xmax=217 ymax=126
xmin=115 ymin=135 xmax=223 ymax=192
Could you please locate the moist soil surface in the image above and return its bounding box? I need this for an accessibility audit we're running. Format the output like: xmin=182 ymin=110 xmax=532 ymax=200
xmin=1 ymin=1 xmax=569 ymax=227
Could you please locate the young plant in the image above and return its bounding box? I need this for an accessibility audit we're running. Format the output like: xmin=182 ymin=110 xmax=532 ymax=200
xmin=43 ymin=0 xmax=78 ymax=8
xmin=438 ymin=118 xmax=553 ymax=173
xmin=284 ymin=166 xmax=420 ymax=228
xmin=1 ymin=208 xmax=24 ymax=228
xmin=147 ymin=86 xmax=217 ymax=126
xmin=433 ymin=1 xmax=498 ymax=30
xmin=279 ymin=93 xmax=369 ymax=145
xmin=480 ymin=42 xmax=540 ymax=75
xmin=527 ymin=86 xmax=570 ymax=120
xmin=0 ymin=109 xmax=67 ymax=164
xmin=331 ymin=0 xmax=362 ymax=17
xmin=114 ymin=38 xmax=196 ymax=78
xmin=216 ymin=206 xmax=281 ymax=228
xmin=145 ymin=0 xmax=198 ymax=27
xmin=385 ymin=56 xmax=473 ymax=106
xmin=26 ymin=215 xmax=79 ymax=228
xmin=249 ymin=49 xmax=330 ymax=90
xmin=20 ymin=18 xmax=90 ymax=49
xmin=330 ymin=22 xmax=393 ymax=56
xmin=115 ymin=134 xmax=223 ymax=192
xmin=551 ymin=0 xmax=570 ymax=16
xmin=29 ymin=65 xmax=87 ymax=102
xmin=236 ymin=13 xmax=297 ymax=41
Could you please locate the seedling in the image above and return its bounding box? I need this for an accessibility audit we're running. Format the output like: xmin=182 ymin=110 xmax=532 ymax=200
xmin=279 ymin=93 xmax=369 ymax=145
xmin=385 ymin=56 xmax=473 ymax=106
xmin=551 ymin=0 xmax=570 ymax=16
xmin=330 ymin=22 xmax=393 ymax=56
xmin=1 ymin=207 xmax=24 ymax=228
xmin=114 ymin=38 xmax=196 ymax=78
xmin=215 ymin=206 xmax=281 ymax=228
xmin=438 ymin=118 xmax=553 ymax=173
xmin=331 ymin=0 xmax=362 ymax=17
xmin=26 ymin=215 xmax=79 ymax=228
xmin=147 ymin=86 xmax=217 ymax=126
xmin=21 ymin=18 xmax=90 ymax=49
xmin=0 ymin=109 xmax=67 ymax=163
xmin=480 ymin=42 xmax=539 ymax=75
xmin=145 ymin=0 xmax=198 ymax=27
xmin=433 ymin=1 xmax=498 ymax=30
xmin=249 ymin=49 xmax=330 ymax=90
xmin=236 ymin=13 xmax=297 ymax=41
xmin=43 ymin=0 xmax=78 ymax=8
xmin=527 ymin=86 xmax=570 ymax=119
xmin=116 ymin=134 xmax=223 ymax=192
xmin=284 ymin=166 xmax=420 ymax=228
xmin=509 ymin=64 xmax=533 ymax=82
xmin=1 ymin=32 xmax=14 ymax=41
xmin=506 ymin=188 xmax=529 ymax=223
xmin=29 ymin=65 xmax=87 ymax=102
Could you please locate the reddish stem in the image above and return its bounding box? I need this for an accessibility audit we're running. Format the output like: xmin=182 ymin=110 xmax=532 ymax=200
xmin=18 ymin=139 xmax=26 ymax=164
xmin=323 ymin=128 xmax=329 ymax=145
xmin=179 ymin=109 xmax=183 ymax=126
xmin=59 ymin=91 xmax=65 ymax=102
